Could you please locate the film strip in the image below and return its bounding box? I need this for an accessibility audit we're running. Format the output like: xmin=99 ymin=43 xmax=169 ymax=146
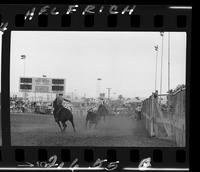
xmin=0 ymin=3 xmax=191 ymax=171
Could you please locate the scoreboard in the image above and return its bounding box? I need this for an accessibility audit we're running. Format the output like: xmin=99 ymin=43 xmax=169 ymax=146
xmin=19 ymin=77 xmax=65 ymax=94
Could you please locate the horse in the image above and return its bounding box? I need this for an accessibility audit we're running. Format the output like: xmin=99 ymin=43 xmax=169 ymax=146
xmin=53 ymin=106 xmax=76 ymax=133
xmin=97 ymin=104 xmax=109 ymax=122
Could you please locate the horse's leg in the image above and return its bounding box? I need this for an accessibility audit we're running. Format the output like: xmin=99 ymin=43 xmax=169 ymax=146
xmin=70 ymin=119 xmax=76 ymax=132
xmin=89 ymin=122 xmax=92 ymax=129
xmin=85 ymin=120 xmax=88 ymax=129
xmin=56 ymin=121 xmax=63 ymax=132
xmin=94 ymin=122 xmax=98 ymax=129
xmin=61 ymin=121 xmax=67 ymax=132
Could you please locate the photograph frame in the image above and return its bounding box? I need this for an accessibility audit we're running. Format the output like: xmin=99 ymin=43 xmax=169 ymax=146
xmin=0 ymin=3 xmax=191 ymax=170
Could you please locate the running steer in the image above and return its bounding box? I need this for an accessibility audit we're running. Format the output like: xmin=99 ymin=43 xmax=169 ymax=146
xmin=85 ymin=104 xmax=109 ymax=129
xmin=85 ymin=108 xmax=101 ymax=129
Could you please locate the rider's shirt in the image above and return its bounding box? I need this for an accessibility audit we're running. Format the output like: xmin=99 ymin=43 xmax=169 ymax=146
xmin=93 ymin=107 xmax=98 ymax=112
xmin=136 ymin=106 xmax=142 ymax=112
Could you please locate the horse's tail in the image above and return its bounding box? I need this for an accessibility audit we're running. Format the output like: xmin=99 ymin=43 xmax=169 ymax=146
xmin=68 ymin=108 xmax=74 ymax=121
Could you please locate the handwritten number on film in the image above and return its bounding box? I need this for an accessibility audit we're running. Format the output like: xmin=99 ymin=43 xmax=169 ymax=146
xmin=19 ymin=155 xmax=119 ymax=171
xmin=19 ymin=155 xmax=152 ymax=171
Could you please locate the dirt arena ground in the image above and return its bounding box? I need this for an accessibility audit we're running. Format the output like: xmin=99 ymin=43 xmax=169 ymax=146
xmin=11 ymin=112 xmax=176 ymax=146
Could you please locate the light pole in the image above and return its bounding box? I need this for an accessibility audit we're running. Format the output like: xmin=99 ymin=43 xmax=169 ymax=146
xmin=71 ymin=92 xmax=74 ymax=101
xmin=21 ymin=55 xmax=26 ymax=77
xmin=113 ymin=92 xmax=117 ymax=100
xmin=154 ymin=45 xmax=159 ymax=92
xmin=106 ymin=88 xmax=111 ymax=100
xmin=74 ymin=89 xmax=77 ymax=100
xmin=97 ymin=78 xmax=102 ymax=99
xmin=21 ymin=55 xmax=26 ymax=100
xmin=160 ymin=32 xmax=164 ymax=99
xmin=42 ymin=75 xmax=48 ymax=101
xmin=168 ymin=32 xmax=170 ymax=91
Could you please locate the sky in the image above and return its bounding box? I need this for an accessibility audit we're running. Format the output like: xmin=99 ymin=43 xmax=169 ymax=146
xmin=10 ymin=31 xmax=186 ymax=98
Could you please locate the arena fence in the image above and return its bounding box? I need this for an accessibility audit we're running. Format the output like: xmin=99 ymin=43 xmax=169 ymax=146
xmin=142 ymin=87 xmax=186 ymax=147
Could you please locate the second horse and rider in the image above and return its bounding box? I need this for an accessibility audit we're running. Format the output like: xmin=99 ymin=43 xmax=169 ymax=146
xmin=53 ymin=94 xmax=109 ymax=132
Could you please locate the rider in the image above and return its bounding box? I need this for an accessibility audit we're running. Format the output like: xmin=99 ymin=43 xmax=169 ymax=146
xmin=53 ymin=93 xmax=71 ymax=121
xmin=135 ymin=104 xmax=142 ymax=120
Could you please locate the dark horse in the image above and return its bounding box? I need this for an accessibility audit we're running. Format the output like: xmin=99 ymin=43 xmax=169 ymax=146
xmin=97 ymin=104 xmax=109 ymax=122
xmin=53 ymin=103 xmax=76 ymax=133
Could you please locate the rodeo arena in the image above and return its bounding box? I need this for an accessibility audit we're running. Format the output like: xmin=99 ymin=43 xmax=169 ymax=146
xmin=10 ymin=76 xmax=186 ymax=147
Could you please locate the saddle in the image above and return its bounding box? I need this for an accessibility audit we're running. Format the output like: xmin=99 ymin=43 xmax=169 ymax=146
xmin=55 ymin=105 xmax=72 ymax=115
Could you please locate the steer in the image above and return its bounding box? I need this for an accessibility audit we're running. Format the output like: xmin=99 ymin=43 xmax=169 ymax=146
xmin=85 ymin=107 xmax=100 ymax=129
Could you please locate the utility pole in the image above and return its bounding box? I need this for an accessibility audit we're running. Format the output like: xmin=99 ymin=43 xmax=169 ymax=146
xmin=154 ymin=45 xmax=159 ymax=92
xmin=96 ymin=78 xmax=102 ymax=99
xmin=34 ymin=91 xmax=36 ymax=102
xmin=106 ymin=88 xmax=111 ymax=100
xmin=21 ymin=55 xmax=26 ymax=78
xmin=168 ymin=32 xmax=170 ymax=91
xmin=21 ymin=55 xmax=26 ymax=100
xmin=160 ymin=32 xmax=164 ymax=99
xmin=71 ymin=92 xmax=74 ymax=101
